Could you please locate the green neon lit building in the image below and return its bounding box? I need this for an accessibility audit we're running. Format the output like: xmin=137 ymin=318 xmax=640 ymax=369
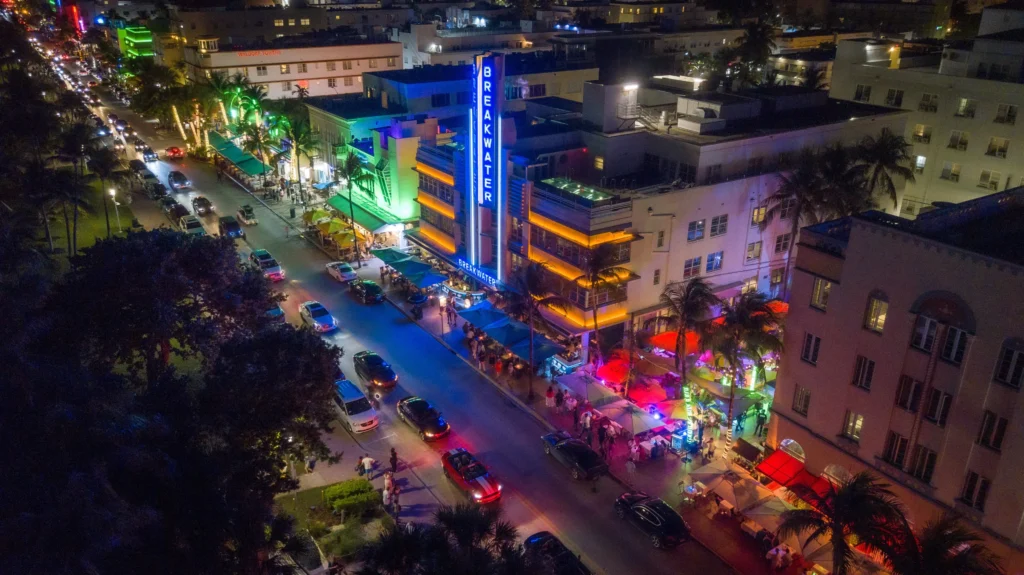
xmin=116 ymin=26 xmax=155 ymax=60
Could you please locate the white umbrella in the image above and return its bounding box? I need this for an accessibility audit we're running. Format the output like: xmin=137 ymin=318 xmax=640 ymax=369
xmin=744 ymin=496 xmax=794 ymax=534
xmin=709 ymin=471 xmax=775 ymax=512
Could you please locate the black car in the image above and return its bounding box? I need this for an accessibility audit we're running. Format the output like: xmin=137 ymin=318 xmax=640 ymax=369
xmin=158 ymin=196 xmax=179 ymax=214
xmin=167 ymin=204 xmax=190 ymax=223
xmin=352 ymin=350 xmax=398 ymax=388
xmin=397 ymin=396 xmax=450 ymax=441
xmin=128 ymin=159 xmax=146 ymax=173
xmin=218 ymin=216 xmax=244 ymax=239
xmin=614 ymin=491 xmax=691 ymax=549
xmin=192 ymin=196 xmax=213 ymax=215
xmin=541 ymin=431 xmax=608 ymax=480
xmin=146 ymin=182 xmax=168 ymax=199
xmin=524 ymin=532 xmax=592 ymax=575
xmin=349 ymin=280 xmax=384 ymax=304
xmin=168 ymin=170 xmax=191 ymax=189
xmin=142 ymin=147 xmax=158 ymax=162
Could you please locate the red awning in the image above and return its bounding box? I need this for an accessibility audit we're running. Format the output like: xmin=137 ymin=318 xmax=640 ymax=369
xmin=756 ymin=450 xmax=805 ymax=486
xmin=648 ymin=330 xmax=700 ymax=354
xmin=788 ymin=469 xmax=832 ymax=503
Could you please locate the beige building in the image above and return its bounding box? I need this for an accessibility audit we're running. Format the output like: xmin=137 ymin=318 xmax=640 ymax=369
xmin=391 ymin=22 xmax=560 ymax=67
xmin=773 ymin=30 xmax=874 ymax=54
xmin=768 ymin=49 xmax=834 ymax=88
xmin=769 ymin=190 xmax=1024 ymax=571
xmin=829 ymin=4 xmax=1024 ymax=216
xmin=169 ymin=5 xmax=330 ymax=47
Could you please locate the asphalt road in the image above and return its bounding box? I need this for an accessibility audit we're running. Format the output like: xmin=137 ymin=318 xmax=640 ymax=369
xmin=70 ymin=62 xmax=734 ymax=575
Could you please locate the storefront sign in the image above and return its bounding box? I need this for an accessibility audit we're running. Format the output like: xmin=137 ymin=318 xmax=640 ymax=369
xmin=237 ymin=50 xmax=282 ymax=57
xmin=457 ymin=258 xmax=499 ymax=287
xmin=475 ymin=55 xmax=500 ymax=210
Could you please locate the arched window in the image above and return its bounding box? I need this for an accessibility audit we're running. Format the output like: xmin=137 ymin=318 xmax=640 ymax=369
xmin=779 ymin=439 xmax=805 ymax=462
xmin=823 ymin=464 xmax=853 ymax=484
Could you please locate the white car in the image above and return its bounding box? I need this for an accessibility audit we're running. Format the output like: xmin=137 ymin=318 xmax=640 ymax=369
xmin=326 ymin=261 xmax=358 ymax=282
xmin=299 ymin=300 xmax=337 ymax=333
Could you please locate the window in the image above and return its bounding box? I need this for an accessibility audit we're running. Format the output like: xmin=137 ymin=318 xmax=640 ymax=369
xmin=924 ymin=389 xmax=953 ymax=427
xmin=745 ymin=241 xmax=762 ymax=262
xmin=955 ymin=97 xmax=977 ymax=118
xmin=706 ymin=251 xmax=723 ymax=272
xmin=841 ymin=411 xmax=864 ymax=442
xmin=687 ymin=220 xmax=705 ymax=242
xmin=771 ymin=268 xmax=783 ymax=286
xmin=994 ymin=345 xmax=1024 ymax=388
xmin=995 ymin=103 xmax=1017 ymax=125
xmin=741 ymin=277 xmax=758 ymax=294
xmin=281 ymin=81 xmax=291 ymax=91
xmin=327 ymin=78 xmax=336 ymax=88
xmin=344 ymin=77 xmax=353 ymax=86
xmin=342 ymin=60 xmax=353 ymax=70
xmin=914 ymin=155 xmax=926 ymax=174
xmin=885 ymin=88 xmax=904 ymax=107
xmin=911 ymin=316 xmax=938 ymax=352
xmin=853 ymin=356 xmax=875 ymax=390
xmin=298 ymin=63 xmax=308 ymax=74
xmin=909 ymin=445 xmax=937 ymax=483
xmin=751 ymin=206 xmax=766 ymax=227
xmin=960 ymin=471 xmax=991 ymax=511
xmin=941 ymin=327 xmax=967 ymax=364
xmin=919 ymin=93 xmax=938 ymax=112
xmin=801 ymin=333 xmax=821 ymax=364
xmin=779 ymin=198 xmax=795 ymax=220
xmin=683 ymin=257 xmax=701 ymax=278
xmin=368 ymin=59 xmax=378 ymax=68
xmin=431 ymin=93 xmax=451 ymax=107
xmin=387 ymin=57 xmax=397 ymax=67
xmin=774 ymin=233 xmax=792 ymax=254
xmin=883 ymin=431 xmax=909 ymax=467
xmin=705 ymin=164 xmax=722 ymax=183
xmin=273 ymin=19 xmax=284 ymax=26
xmin=940 ymin=162 xmax=961 ymax=182
xmin=280 ymin=64 xmax=290 ymax=74
xmin=977 ymin=410 xmax=1007 ymax=451
xmin=947 ymin=130 xmax=969 ymax=150
xmin=300 ymin=17 xmax=310 ymax=25
xmin=710 ymin=214 xmax=728 ymax=237
xmin=528 ymin=84 xmax=546 ymax=98
xmin=853 ymin=84 xmax=871 ymax=102
xmin=287 ymin=18 xmax=295 ymax=26
xmin=793 ymin=385 xmax=811 ymax=416
xmin=810 ymin=278 xmax=831 ymax=310
xmin=326 ymin=61 xmax=336 ymax=71
xmin=895 ymin=375 xmax=923 ymax=412
xmin=653 ymin=269 xmax=661 ymax=285
xmin=865 ymin=297 xmax=888 ymax=332
xmin=979 ymin=170 xmax=1002 ymax=191
xmin=594 ymin=156 xmax=604 ymax=170
xmin=256 ymin=66 xmax=268 ymax=77
xmin=912 ymin=124 xmax=932 ymax=144
xmin=656 ymin=230 xmax=664 ymax=248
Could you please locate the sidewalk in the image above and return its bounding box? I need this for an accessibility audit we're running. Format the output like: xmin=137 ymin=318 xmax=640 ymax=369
xmin=353 ymin=258 xmax=786 ymax=575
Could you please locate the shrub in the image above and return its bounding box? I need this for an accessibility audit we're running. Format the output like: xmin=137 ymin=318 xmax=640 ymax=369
xmin=330 ymin=491 xmax=380 ymax=518
xmin=308 ymin=520 xmax=330 ymax=539
xmin=323 ymin=478 xmax=374 ymax=506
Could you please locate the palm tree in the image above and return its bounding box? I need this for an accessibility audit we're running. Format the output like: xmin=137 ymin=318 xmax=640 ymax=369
xmin=86 ymin=147 xmax=127 ymax=238
xmin=647 ymin=278 xmax=720 ymax=378
xmin=573 ymin=242 xmax=631 ymax=366
xmin=286 ymin=119 xmax=319 ymax=204
xmin=54 ymin=121 xmax=97 ymax=254
xmin=801 ymin=67 xmax=829 ymax=90
xmin=334 ymin=152 xmax=375 ymax=267
xmin=778 ymin=472 xmax=910 ymax=575
xmin=886 ymin=513 xmax=1004 ymax=575
xmin=291 ymin=84 xmax=309 ymax=100
xmin=699 ymin=292 xmax=782 ymax=436
xmin=503 ymin=262 xmax=569 ymax=400
xmin=204 ymin=71 xmax=233 ymax=125
xmin=241 ymin=122 xmax=275 ymax=187
xmin=22 ymin=159 xmax=61 ymax=252
xmin=851 ymin=127 xmax=916 ymax=209
xmin=817 ymin=144 xmax=876 ymax=219
xmin=761 ymin=148 xmax=827 ymax=300
xmin=738 ymin=20 xmax=777 ymax=68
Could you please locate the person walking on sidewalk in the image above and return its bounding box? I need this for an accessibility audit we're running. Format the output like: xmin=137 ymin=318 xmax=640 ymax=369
xmin=555 ymin=388 xmax=565 ymax=412
xmin=391 ymin=485 xmax=402 ymax=518
xmin=545 ymin=386 xmax=555 ymax=408
xmin=597 ymin=423 xmax=607 ymax=449
xmin=362 ymin=454 xmax=376 ymax=479
xmin=389 ymin=448 xmax=398 ymax=474
xmin=755 ymin=410 xmax=767 ymax=437
xmin=476 ymin=348 xmax=486 ymax=371
xmin=494 ymin=358 xmax=503 ymax=379
xmin=382 ymin=484 xmax=392 ymax=513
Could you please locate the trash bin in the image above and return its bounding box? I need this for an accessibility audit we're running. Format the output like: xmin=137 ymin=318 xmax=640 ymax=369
xmin=289 ymin=206 xmax=296 ymax=218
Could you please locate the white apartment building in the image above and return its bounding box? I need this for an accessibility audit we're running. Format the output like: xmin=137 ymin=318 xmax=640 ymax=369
xmin=769 ymin=191 xmax=1024 ymax=571
xmin=768 ymin=49 xmax=834 ymax=88
xmin=182 ymin=37 xmax=402 ymax=99
xmin=391 ymin=22 xmax=559 ymax=67
xmin=830 ymin=4 xmax=1024 ymax=216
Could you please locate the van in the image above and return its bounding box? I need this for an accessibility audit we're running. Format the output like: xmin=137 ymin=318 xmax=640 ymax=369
xmin=333 ymin=379 xmax=379 ymax=433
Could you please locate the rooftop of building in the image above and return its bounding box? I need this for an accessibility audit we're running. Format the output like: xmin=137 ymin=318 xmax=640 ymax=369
xmin=807 ymin=188 xmax=1024 ymax=266
xmin=975 ymin=27 xmax=1024 ymax=42
xmin=305 ymin=94 xmax=407 ymax=119
xmin=511 ymin=114 xmax=578 ymax=138
xmin=368 ymin=55 xmax=595 ymax=83
xmin=770 ymin=48 xmax=836 ymax=61
xmin=539 ymin=176 xmax=615 ymax=202
xmin=525 ymin=96 xmax=584 ymax=113
xmin=211 ymin=31 xmax=394 ymax=51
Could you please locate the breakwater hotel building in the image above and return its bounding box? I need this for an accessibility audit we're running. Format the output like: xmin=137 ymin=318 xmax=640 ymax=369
xmin=406 ymin=54 xmax=908 ymax=346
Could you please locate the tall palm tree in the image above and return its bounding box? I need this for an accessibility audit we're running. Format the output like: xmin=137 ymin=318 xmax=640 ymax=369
xmin=503 ymin=262 xmax=569 ymax=400
xmin=291 ymin=84 xmax=309 ymax=100
xmin=22 ymin=159 xmax=61 ymax=252
xmin=801 ymin=67 xmax=829 ymax=90
xmin=86 ymin=147 xmax=127 ymax=238
xmin=573 ymin=242 xmax=631 ymax=365
xmin=778 ymin=472 xmax=910 ymax=575
xmin=241 ymin=123 xmax=275 ymax=187
xmin=647 ymin=278 xmax=720 ymax=377
xmin=335 ymin=152 xmax=375 ymax=267
xmin=240 ymin=83 xmax=269 ymax=125
xmin=286 ymin=119 xmax=319 ymax=204
xmin=699 ymin=292 xmax=781 ymax=434
xmin=738 ymin=20 xmax=777 ymax=68
xmin=54 ymin=121 xmax=97 ymax=254
xmin=852 ymin=127 xmax=916 ymax=209
xmin=886 ymin=513 xmax=1004 ymax=575
xmin=761 ymin=148 xmax=827 ymax=300
xmin=204 ymin=71 xmax=233 ymax=125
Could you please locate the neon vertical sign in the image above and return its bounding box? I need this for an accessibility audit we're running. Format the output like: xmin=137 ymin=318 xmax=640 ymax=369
xmin=476 ymin=56 xmax=498 ymax=209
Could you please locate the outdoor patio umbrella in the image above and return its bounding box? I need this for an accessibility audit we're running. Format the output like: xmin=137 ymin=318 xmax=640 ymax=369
xmin=457 ymin=302 xmax=508 ymax=329
xmin=312 ymin=181 xmax=337 ymax=191
xmin=648 ymin=330 xmax=700 ymax=354
xmin=656 ymin=399 xmax=691 ymax=420
xmin=600 ymin=400 xmax=663 ymax=436
xmin=707 ymin=470 xmax=774 ymax=512
xmin=389 ymin=258 xmax=433 ymax=277
xmin=329 ymin=232 xmax=355 ymax=248
xmin=595 ymin=358 xmax=630 ymax=385
xmin=481 ymin=319 xmax=531 ymax=347
xmin=508 ymin=334 xmax=565 ymax=365
xmin=317 ymin=218 xmax=348 ymax=236
xmin=371 ymin=247 xmax=413 ymax=265
xmin=688 ymin=459 xmax=744 ymax=488
xmin=554 ymin=372 xmax=620 ymax=408
xmin=302 ymin=208 xmax=332 ymax=224
xmin=407 ymin=271 xmax=448 ymax=289
xmin=743 ymin=496 xmax=794 ymax=534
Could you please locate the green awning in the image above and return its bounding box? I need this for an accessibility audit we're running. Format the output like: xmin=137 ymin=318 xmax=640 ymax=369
xmin=327 ymin=194 xmax=397 ymax=235
xmin=207 ymin=131 xmax=233 ymax=151
xmin=236 ymin=157 xmax=272 ymax=177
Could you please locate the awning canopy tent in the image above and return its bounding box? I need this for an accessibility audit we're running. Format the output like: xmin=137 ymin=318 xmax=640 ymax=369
xmin=407 ymin=271 xmax=448 ymax=289
xmin=330 ymin=232 xmax=356 ymax=248
xmin=595 ymin=358 xmax=630 ymax=385
xmin=756 ymin=450 xmax=805 ymax=486
xmin=482 ymin=318 xmax=531 ymax=347
xmin=327 ymin=194 xmax=399 ymax=235
xmin=312 ymin=181 xmax=337 ymax=191
xmin=208 ymin=131 xmax=269 ymax=170
xmin=236 ymin=157 xmax=272 ymax=177
xmin=744 ymin=497 xmax=795 ymax=534
xmin=508 ymin=334 xmax=565 ymax=365
xmin=302 ymin=208 xmax=332 ymax=224
xmin=555 ymin=371 xmax=621 ymax=409
xmin=600 ymin=400 xmax=663 ymax=436
xmin=457 ymin=302 xmax=509 ymax=329
xmin=371 ymin=247 xmax=413 ymax=265
xmin=317 ymin=218 xmax=348 ymax=236
xmin=648 ymin=330 xmax=700 ymax=354
xmin=389 ymin=258 xmax=433 ymax=277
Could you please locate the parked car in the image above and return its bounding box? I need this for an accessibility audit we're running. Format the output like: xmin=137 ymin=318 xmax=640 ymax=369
xmin=265 ymin=304 xmax=286 ymax=324
xmin=524 ymin=532 xmax=592 ymax=575
xmin=541 ymin=431 xmax=608 ymax=480
xmin=326 ymin=261 xmax=357 ymax=282
xmin=167 ymin=204 xmax=190 ymax=223
xmin=441 ymin=447 xmax=501 ymax=503
xmin=165 ymin=146 xmax=185 ymax=160
xmin=167 ymin=170 xmax=191 ymax=189
xmin=353 ymin=350 xmax=398 ymax=389
xmin=217 ymin=215 xmax=244 ymax=239
xmin=140 ymin=171 xmax=159 ymax=190
xmin=397 ymin=395 xmax=450 ymax=441
xmin=349 ymin=279 xmax=384 ymax=304
xmin=158 ymin=196 xmax=179 ymax=214
xmin=146 ymin=182 xmax=168 ymax=199
xmin=333 ymin=379 xmax=379 ymax=433
xmin=298 ymin=300 xmax=337 ymax=333
xmin=191 ymin=196 xmax=213 ymax=215
xmin=614 ymin=491 xmax=691 ymax=549
xmin=249 ymin=249 xmax=284 ymax=281
xmin=178 ymin=215 xmax=206 ymax=236
xmin=128 ymin=159 xmax=146 ymax=173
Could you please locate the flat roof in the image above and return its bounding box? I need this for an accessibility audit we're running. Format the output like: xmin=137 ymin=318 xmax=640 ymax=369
xmin=770 ymin=48 xmax=836 ymax=61
xmin=217 ymin=33 xmax=393 ymax=51
xmin=526 ymin=96 xmax=584 ymax=113
xmin=976 ymin=28 xmax=1024 ymax=42
xmin=541 ymin=177 xmax=613 ymax=202
xmin=369 ymin=65 xmax=471 ymax=84
xmin=305 ymin=95 xmax=406 ymax=119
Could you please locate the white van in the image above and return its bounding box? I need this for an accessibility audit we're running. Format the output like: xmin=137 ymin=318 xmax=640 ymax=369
xmin=333 ymin=379 xmax=379 ymax=433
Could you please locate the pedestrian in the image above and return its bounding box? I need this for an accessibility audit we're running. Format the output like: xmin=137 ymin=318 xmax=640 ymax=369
xmin=383 ymin=485 xmax=392 ymax=512
xmin=477 ymin=348 xmax=486 ymax=370
xmin=584 ymin=426 xmax=593 ymax=447
xmin=494 ymin=358 xmax=503 ymax=379
xmin=284 ymin=224 xmax=290 ymax=238
xmin=545 ymin=386 xmax=555 ymax=408
xmin=383 ymin=470 xmax=394 ymax=492
xmin=362 ymin=454 xmax=376 ymax=479
xmin=582 ymin=410 xmax=592 ymax=432
xmin=390 ymin=448 xmax=398 ymax=474
xmin=355 ymin=454 xmax=366 ymax=476
xmin=392 ymin=485 xmax=402 ymax=517
xmin=597 ymin=424 xmax=607 ymax=447
xmin=572 ymin=401 xmax=581 ymax=430
xmin=487 ymin=353 xmax=496 ymax=372
xmin=755 ymin=411 xmax=767 ymax=436
xmin=625 ymin=457 xmax=637 ymax=482
xmin=555 ymin=389 xmax=565 ymax=412
xmin=469 ymin=337 xmax=477 ymax=356
xmin=380 ymin=266 xmax=386 ymax=282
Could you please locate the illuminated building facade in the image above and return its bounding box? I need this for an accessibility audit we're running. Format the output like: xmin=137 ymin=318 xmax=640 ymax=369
xmin=116 ymin=26 xmax=155 ymax=60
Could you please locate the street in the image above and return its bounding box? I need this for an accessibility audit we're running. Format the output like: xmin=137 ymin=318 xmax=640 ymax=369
xmin=77 ymin=65 xmax=734 ymax=575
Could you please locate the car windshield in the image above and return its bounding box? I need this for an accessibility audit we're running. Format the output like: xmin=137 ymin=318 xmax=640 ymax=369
xmin=309 ymin=307 xmax=330 ymax=319
xmin=185 ymin=221 xmax=202 ymax=230
xmin=463 ymin=463 xmax=488 ymax=480
xmin=259 ymin=259 xmax=278 ymax=269
xmin=364 ymin=355 xmax=385 ymax=366
xmin=648 ymin=501 xmax=685 ymax=533
xmin=365 ymin=283 xmax=382 ymax=295
xmin=346 ymin=398 xmax=373 ymax=415
xmin=407 ymin=400 xmax=433 ymax=417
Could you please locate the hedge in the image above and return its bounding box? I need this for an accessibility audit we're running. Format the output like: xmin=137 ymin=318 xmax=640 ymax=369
xmin=323 ymin=478 xmax=374 ymax=505
xmin=329 ymin=491 xmax=380 ymax=517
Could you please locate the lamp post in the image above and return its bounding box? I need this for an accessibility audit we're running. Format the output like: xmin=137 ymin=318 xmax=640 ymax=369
xmin=439 ymin=295 xmax=448 ymax=336
xmin=109 ymin=188 xmax=121 ymax=233
xmin=104 ymin=187 xmax=112 ymax=238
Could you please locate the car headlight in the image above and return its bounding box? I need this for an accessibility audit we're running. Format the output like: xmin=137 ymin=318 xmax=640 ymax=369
xmin=473 ymin=492 xmax=482 ymax=499
xmin=424 ymin=431 xmax=435 ymax=437
xmin=497 ymin=484 xmax=503 ymax=490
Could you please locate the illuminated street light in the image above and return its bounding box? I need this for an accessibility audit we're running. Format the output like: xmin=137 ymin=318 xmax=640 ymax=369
xmin=109 ymin=188 xmax=121 ymax=232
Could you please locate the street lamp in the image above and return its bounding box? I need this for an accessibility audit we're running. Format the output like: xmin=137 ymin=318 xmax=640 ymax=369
xmin=439 ymin=295 xmax=448 ymax=335
xmin=109 ymin=188 xmax=121 ymax=232
xmin=104 ymin=187 xmax=113 ymax=237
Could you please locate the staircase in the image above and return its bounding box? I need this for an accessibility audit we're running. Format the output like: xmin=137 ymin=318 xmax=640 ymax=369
xmin=375 ymin=157 xmax=392 ymax=206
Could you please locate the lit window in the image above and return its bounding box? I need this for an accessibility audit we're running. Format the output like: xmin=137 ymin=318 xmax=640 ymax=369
xmin=914 ymin=155 xmax=926 ymax=174
xmin=978 ymin=170 xmax=1002 ymax=191
xmin=594 ymin=156 xmax=604 ymax=170
xmin=864 ymin=297 xmax=888 ymax=332
xmin=687 ymin=219 xmax=705 ymax=242
xmin=706 ymin=251 xmax=723 ymax=272
xmin=274 ymin=19 xmax=284 ymax=27
xmin=770 ymin=268 xmax=783 ymax=285
xmin=288 ymin=19 xmax=296 ymax=26
xmin=368 ymin=58 xmax=378 ymax=68
xmin=745 ymin=241 xmax=761 ymax=262
xmin=750 ymin=206 xmax=766 ymax=227
xmin=280 ymin=64 xmax=290 ymax=74
xmin=810 ymin=278 xmax=830 ymax=310
xmin=300 ymin=18 xmax=310 ymax=25
xmin=683 ymin=257 xmax=701 ymax=278
xmin=801 ymin=332 xmax=821 ymax=364
xmin=842 ymin=411 xmax=864 ymax=442
xmin=387 ymin=56 xmax=397 ymax=67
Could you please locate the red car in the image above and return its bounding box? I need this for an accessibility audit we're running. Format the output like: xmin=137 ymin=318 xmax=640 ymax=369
xmin=441 ymin=448 xmax=502 ymax=504
xmin=165 ymin=146 xmax=185 ymax=159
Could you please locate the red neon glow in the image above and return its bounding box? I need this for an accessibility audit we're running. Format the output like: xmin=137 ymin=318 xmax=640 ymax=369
xmin=71 ymin=5 xmax=84 ymax=33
